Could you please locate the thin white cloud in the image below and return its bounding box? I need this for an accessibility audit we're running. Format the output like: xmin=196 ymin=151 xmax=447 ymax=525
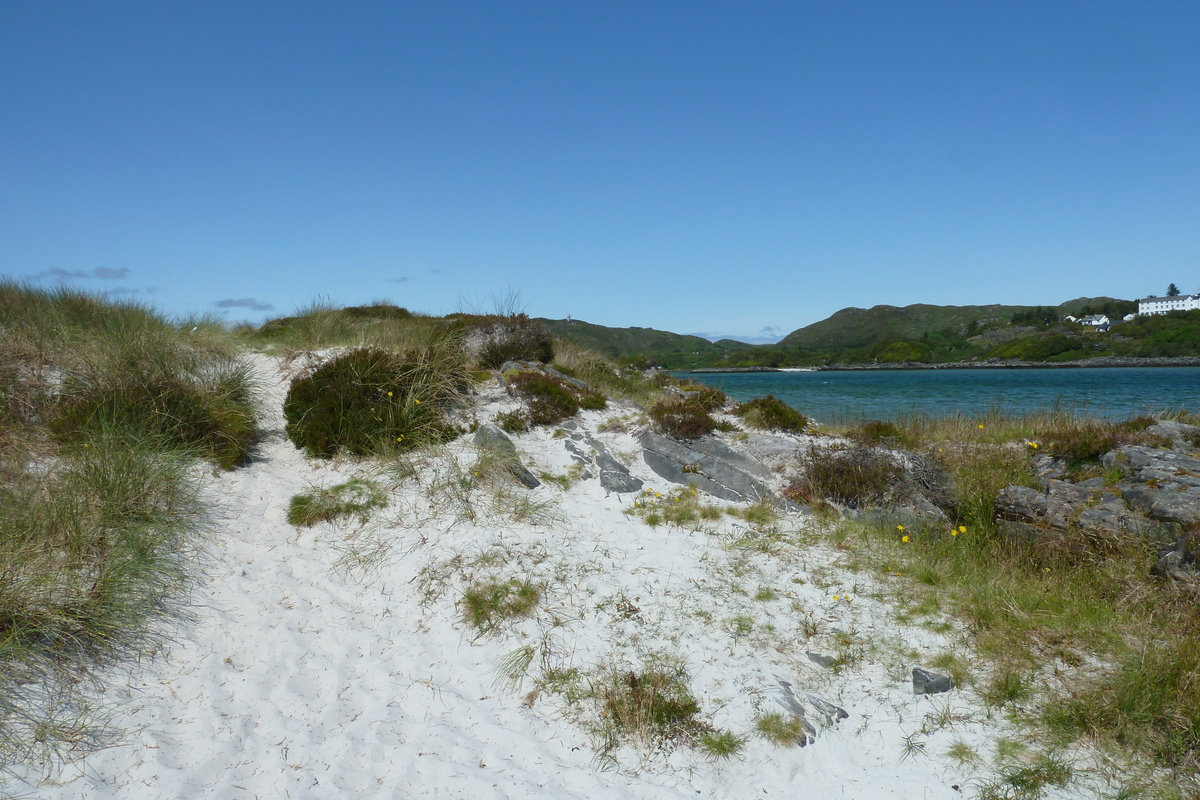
xmin=23 ymin=267 xmax=130 ymax=281
xmin=214 ymin=298 xmax=274 ymax=311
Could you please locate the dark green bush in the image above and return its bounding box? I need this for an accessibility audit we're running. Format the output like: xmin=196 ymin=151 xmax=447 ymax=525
xmin=284 ymin=347 xmax=460 ymax=458
xmin=505 ymin=370 xmax=606 ymax=428
xmin=600 ymin=666 xmax=710 ymax=746
xmin=496 ymin=411 xmax=529 ymax=434
xmin=735 ymin=395 xmax=808 ymax=433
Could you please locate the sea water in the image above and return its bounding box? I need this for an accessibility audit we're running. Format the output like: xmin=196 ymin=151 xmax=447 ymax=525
xmin=682 ymin=367 xmax=1199 ymax=425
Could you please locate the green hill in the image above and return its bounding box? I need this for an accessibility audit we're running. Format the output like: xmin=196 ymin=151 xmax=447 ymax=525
xmin=778 ymin=297 xmax=1133 ymax=351
xmin=536 ymin=297 xmax=1195 ymax=370
xmin=538 ymin=318 xmax=754 ymax=369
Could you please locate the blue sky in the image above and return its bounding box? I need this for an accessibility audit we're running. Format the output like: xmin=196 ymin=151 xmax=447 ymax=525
xmin=3 ymin=2 xmax=1198 ymax=342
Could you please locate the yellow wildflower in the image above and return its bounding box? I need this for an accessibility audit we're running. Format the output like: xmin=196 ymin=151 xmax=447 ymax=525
xmin=958 ymin=525 xmax=966 ymax=533
xmin=902 ymin=535 xmax=910 ymax=543
xmin=387 ymin=391 xmax=393 ymax=397
xmin=897 ymin=525 xmax=905 ymax=531
xmin=977 ymin=423 xmax=985 ymax=429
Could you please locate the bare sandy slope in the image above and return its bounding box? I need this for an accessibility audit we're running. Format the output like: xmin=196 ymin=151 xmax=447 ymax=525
xmin=15 ymin=354 xmax=1087 ymax=800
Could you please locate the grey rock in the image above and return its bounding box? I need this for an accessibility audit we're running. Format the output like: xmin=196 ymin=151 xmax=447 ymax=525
xmin=1032 ymin=453 xmax=1068 ymax=481
xmin=640 ymin=432 xmax=772 ymax=503
xmin=1147 ymin=419 xmax=1200 ymax=450
xmin=595 ymin=452 xmax=643 ymax=494
xmin=473 ymin=424 xmax=541 ymax=489
xmin=1077 ymin=500 xmax=1149 ymax=535
xmin=1107 ymin=446 xmax=1200 ymax=485
xmin=806 ymin=651 xmax=836 ymax=669
xmin=1152 ymin=549 xmax=1193 ymax=582
xmin=1123 ymin=484 xmax=1200 ymax=525
xmin=805 ymin=693 xmax=849 ymax=725
xmin=913 ymin=667 xmax=953 ymax=695
xmin=995 ymin=485 xmax=1078 ymax=530
xmin=772 ymin=678 xmax=847 ymax=746
xmin=1046 ymin=479 xmax=1092 ymax=505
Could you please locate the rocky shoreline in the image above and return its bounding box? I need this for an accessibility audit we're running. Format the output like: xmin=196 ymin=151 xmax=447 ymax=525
xmin=689 ymin=356 xmax=1200 ymax=373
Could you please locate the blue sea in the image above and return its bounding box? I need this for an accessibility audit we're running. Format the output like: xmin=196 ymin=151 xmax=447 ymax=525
xmin=681 ymin=367 xmax=1200 ymax=425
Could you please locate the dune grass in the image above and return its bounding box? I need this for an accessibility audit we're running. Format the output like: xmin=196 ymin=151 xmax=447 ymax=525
xmin=0 ymin=283 xmax=258 ymax=770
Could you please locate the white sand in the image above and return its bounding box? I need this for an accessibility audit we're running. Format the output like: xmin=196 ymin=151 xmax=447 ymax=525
xmin=15 ymin=355 xmax=1092 ymax=799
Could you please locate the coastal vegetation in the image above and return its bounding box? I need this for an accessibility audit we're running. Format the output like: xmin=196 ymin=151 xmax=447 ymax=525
xmin=0 ymin=282 xmax=259 ymax=768
xmin=5 ymin=290 xmax=1200 ymax=796
xmin=541 ymin=297 xmax=1200 ymax=370
xmin=798 ymin=410 xmax=1200 ymax=785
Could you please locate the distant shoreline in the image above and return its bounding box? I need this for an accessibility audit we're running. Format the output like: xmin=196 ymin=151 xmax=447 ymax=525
xmin=688 ymin=356 xmax=1200 ymax=373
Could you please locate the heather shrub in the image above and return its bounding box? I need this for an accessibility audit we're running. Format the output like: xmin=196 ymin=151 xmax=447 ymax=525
xmin=648 ymin=395 xmax=738 ymax=440
xmin=735 ymin=395 xmax=808 ymax=433
xmin=284 ymin=346 xmax=463 ymax=458
xmin=505 ymin=370 xmax=606 ymax=428
xmin=785 ymin=447 xmax=904 ymax=508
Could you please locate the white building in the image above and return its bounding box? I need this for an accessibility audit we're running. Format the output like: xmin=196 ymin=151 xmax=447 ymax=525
xmin=1138 ymin=294 xmax=1200 ymax=316
xmin=1079 ymin=314 xmax=1109 ymax=326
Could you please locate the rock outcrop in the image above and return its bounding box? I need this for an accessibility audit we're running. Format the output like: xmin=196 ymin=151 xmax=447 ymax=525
xmin=473 ymin=424 xmax=541 ymax=489
xmin=639 ymin=432 xmax=773 ymax=503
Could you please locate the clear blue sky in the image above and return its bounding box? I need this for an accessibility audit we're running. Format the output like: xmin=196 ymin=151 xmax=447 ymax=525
xmin=3 ymin=2 xmax=1198 ymax=341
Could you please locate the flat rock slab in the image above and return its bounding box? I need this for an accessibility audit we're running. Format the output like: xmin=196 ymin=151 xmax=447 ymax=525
xmin=1123 ymin=484 xmax=1200 ymax=525
xmin=640 ymin=432 xmax=772 ymax=503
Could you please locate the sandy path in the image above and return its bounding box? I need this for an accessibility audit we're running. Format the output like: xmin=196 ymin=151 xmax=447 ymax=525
xmin=13 ymin=355 xmax=1083 ymax=799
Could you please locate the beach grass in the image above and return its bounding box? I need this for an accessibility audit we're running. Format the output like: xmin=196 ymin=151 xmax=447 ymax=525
xmin=0 ymin=283 xmax=258 ymax=769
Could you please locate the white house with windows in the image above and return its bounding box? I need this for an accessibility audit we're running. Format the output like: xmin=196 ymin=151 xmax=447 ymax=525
xmin=1138 ymin=294 xmax=1200 ymax=316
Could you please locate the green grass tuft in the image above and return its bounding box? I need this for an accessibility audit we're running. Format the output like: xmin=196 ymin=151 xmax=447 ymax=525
xmin=461 ymin=578 xmax=541 ymax=635
xmin=287 ymin=478 xmax=387 ymax=527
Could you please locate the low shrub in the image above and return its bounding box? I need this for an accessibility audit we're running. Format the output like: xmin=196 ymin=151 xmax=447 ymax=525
xmin=690 ymin=386 xmax=729 ymax=411
xmin=505 ymin=370 xmax=606 ymax=428
xmin=284 ymin=346 xmax=463 ymax=458
xmin=495 ymin=411 xmax=529 ymax=434
xmin=1038 ymin=420 xmax=1120 ymax=467
xmin=648 ymin=396 xmax=738 ymax=440
xmin=785 ymin=447 xmax=904 ymax=508
xmin=735 ymin=395 xmax=808 ymax=433
xmin=598 ymin=664 xmax=710 ymax=746
xmin=850 ymin=419 xmax=909 ymax=447
xmin=755 ymin=711 xmax=810 ymax=747
xmin=287 ymin=478 xmax=387 ymax=527
xmin=1037 ymin=416 xmax=1169 ymax=468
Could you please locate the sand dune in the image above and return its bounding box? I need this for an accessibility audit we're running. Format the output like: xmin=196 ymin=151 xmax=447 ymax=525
xmin=16 ymin=355 xmax=1083 ymax=799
